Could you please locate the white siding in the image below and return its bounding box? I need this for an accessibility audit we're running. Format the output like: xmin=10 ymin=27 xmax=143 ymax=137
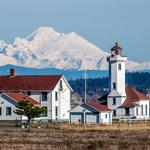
xmin=86 ymin=114 xmax=97 ymax=124
xmin=30 ymin=91 xmax=52 ymax=120
xmin=135 ymin=100 xmax=149 ymax=119
xmin=0 ymin=94 xmax=21 ymax=120
xmin=52 ymin=76 xmax=71 ymax=120
xmin=108 ymin=56 xmax=127 ymax=97
xmin=100 ymin=112 xmax=112 ymax=124
xmin=70 ymin=115 xmax=82 ymax=124
xmin=70 ymin=105 xmax=112 ymax=124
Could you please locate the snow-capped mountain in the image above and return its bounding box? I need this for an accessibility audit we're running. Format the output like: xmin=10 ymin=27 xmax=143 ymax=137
xmin=0 ymin=27 xmax=149 ymax=70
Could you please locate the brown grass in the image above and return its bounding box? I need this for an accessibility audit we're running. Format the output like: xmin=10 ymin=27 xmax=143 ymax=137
xmin=33 ymin=121 xmax=150 ymax=132
xmin=0 ymin=122 xmax=150 ymax=150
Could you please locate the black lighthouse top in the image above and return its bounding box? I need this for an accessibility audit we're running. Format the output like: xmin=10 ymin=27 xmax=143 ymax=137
xmin=111 ymin=42 xmax=123 ymax=56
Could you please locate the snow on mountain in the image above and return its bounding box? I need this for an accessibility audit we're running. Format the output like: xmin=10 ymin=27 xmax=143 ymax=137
xmin=0 ymin=26 xmax=149 ymax=70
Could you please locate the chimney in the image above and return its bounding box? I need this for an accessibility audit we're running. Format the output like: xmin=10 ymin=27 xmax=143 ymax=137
xmin=10 ymin=68 xmax=16 ymax=76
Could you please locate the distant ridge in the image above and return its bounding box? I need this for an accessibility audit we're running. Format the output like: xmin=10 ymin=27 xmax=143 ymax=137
xmin=0 ymin=64 xmax=108 ymax=80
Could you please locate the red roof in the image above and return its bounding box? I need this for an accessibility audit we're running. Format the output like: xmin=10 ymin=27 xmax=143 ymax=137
xmin=126 ymin=86 xmax=149 ymax=101
xmin=111 ymin=42 xmax=123 ymax=51
xmin=99 ymin=86 xmax=149 ymax=102
xmin=86 ymin=102 xmax=111 ymax=112
xmin=118 ymin=99 xmax=139 ymax=108
xmin=0 ymin=75 xmax=62 ymax=91
xmin=5 ymin=92 xmax=39 ymax=105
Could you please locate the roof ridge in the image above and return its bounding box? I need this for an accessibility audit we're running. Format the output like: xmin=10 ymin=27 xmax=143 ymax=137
xmin=87 ymin=102 xmax=111 ymax=112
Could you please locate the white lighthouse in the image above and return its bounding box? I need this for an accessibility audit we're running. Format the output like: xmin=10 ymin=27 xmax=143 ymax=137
xmin=107 ymin=42 xmax=127 ymax=117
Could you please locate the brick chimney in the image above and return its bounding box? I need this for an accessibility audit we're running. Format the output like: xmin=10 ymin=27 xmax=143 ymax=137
xmin=10 ymin=68 xmax=16 ymax=76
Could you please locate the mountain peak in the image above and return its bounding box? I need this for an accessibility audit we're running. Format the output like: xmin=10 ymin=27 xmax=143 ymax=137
xmin=35 ymin=26 xmax=57 ymax=34
xmin=26 ymin=26 xmax=62 ymax=42
xmin=0 ymin=26 xmax=149 ymax=71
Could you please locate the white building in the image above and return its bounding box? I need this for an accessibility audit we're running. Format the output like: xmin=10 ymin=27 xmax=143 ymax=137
xmin=0 ymin=69 xmax=73 ymax=121
xmin=99 ymin=42 xmax=150 ymax=119
xmin=69 ymin=102 xmax=112 ymax=124
xmin=0 ymin=92 xmax=39 ymax=121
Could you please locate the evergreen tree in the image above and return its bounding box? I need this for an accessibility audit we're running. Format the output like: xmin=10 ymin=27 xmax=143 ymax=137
xmin=14 ymin=101 xmax=45 ymax=131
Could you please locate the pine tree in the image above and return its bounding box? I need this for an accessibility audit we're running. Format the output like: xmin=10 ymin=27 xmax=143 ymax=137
xmin=14 ymin=100 xmax=45 ymax=131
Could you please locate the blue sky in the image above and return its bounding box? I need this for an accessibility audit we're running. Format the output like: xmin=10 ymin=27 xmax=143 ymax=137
xmin=0 ymin=0 xmax=150 ymax=62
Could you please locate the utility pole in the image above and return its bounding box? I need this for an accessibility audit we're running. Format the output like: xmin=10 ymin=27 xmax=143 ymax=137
xmin=84 ymin=69 xmax=87 ymax=103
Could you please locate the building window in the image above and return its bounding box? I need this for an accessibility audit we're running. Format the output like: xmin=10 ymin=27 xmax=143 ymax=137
xmin=55 ymin=106 xmax=58 ymax=117
xmin=105 ymin=114 xmax=107 ymax=118
xmin=145 ymin=105 xmax=148 ymax=115
xmin=113 ymin=82 xmax=116 ymax=90
xmin=136 ymin=107 xmax=138 ymax=116
xmin=60 ymin=80 xmax=63 ymax=90
xmin=55 ymin=92 xmax=58 ymax=101
xmin=141 ymin=105 xmax=143 ymax=115
xmin=113 ymin=98 xmax=116 ymax=105
xmin=118 ymin=63 xmax=122 ymax=70
xmin=42 ymin=92 xmax=48 ymax=101
xmin=113 ymin=110 xmax=116 ymax=116
xmin=6 ymin=107 xmax=11 ymax=116
xmin=0 ymin=107 xmax=1 ymax=116
xmin=42 ymin=107 xmax=47 ymax=117
xmin=27 ymin=91 xmax=31 ymax=96
xmin=125 ymin=108 xmax=130 ymax=116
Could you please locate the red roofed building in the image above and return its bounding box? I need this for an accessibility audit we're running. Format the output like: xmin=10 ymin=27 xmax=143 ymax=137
xmin=6 ymin=92 xmax=39 ymax=105
xmin=99 ymin=43 xmax=150 ymax=119
xmin=0 ymin=92 xmax=39 ymax=120
xmin=0 ymin=69 xmax=73 ymax=121
xmin=69 ymin=102 xmax=112 ymax=124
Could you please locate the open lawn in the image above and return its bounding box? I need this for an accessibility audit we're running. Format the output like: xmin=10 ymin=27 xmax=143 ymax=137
xmin=0 ymin=123 xmax=150 ymax=150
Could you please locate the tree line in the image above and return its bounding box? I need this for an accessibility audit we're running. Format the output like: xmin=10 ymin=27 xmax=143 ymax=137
xmin=69 ymin=72 xmax=150 ymax=95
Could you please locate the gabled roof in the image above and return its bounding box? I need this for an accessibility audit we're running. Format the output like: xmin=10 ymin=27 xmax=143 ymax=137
xmin=126 ymin=86 xmax=149 ymax=101
xmin=118 ymin=99 xmax=139 ymax=108
xmin=98 ymin=86 xmax=149 ymax=102
xmin=86 ymin=102 xmax=111 ymax=112
xmin=0 ymin=75 xmax=62 ymax=91
xmin=5 ymin=92 xmax=39 ymax=105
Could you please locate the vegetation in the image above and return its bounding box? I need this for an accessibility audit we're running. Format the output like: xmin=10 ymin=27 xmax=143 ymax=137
xmin=14 ymin=100 xmax=45 ymax=131
xmin=0 ymin=123 xmax=150 ymax=149
xmin=69 ymin=72 xmax=150 ymax=95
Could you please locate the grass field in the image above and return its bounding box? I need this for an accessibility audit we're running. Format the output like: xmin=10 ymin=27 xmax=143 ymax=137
xmin=0 ymin=123 xmax=150 ymax=150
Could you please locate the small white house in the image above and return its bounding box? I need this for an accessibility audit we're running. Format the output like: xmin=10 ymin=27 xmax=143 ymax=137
xmin=0 ymin=68 xmax=73 ymax=122
xmin=0 ymin=92 xmax=39 ymax=121
xmin=69 ymin=102 xmax=112 ymax=124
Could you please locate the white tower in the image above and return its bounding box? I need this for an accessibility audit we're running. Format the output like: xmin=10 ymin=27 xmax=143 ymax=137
xmin=107 ymin=42 xmax=127 ymax=117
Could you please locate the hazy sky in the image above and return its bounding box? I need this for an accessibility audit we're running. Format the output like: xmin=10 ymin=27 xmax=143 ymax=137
xmin=0 ymin=0 xmax=150 ymax=62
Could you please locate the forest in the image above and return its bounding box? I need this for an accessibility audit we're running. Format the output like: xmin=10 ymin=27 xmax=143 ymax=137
xmin=69 ymin=72 xmax=150 ymax=96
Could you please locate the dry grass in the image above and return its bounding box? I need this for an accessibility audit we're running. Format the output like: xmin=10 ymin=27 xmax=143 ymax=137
xmin=35 ymin=122 xmax=150 ymax=132
xmin=0 ymin=122 xmax=150 ymax=149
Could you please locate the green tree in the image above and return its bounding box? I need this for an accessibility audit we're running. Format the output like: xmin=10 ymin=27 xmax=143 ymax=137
xmin=14 ymin=100 xmax=46 ymax=131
